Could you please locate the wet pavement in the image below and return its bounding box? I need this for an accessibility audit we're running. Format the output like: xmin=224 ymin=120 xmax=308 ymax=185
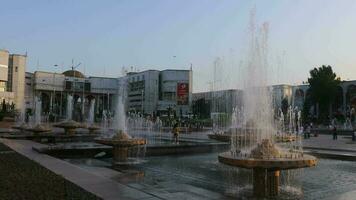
xmin=66 ymin=153 xmax=356 ymax=200
xmin=3 ymin=129 xmax=356 ymax=199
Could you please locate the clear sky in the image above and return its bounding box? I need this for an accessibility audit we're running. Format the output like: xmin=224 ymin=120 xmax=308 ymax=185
xmin=1 ymin=0 xmax=356 ymax=92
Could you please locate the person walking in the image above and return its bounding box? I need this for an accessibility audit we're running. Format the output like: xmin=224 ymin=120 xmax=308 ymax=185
xmin=332 ymin=125 xmax=337 ymax=140
xmin=172 ymin=122 xmax=180 ymax=144
xmin=305 ymin=124 xmax=311 ymax=139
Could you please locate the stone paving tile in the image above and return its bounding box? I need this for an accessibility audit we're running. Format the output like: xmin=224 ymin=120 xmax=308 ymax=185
xmin=302 ymin=134 xmax=356 ymax=151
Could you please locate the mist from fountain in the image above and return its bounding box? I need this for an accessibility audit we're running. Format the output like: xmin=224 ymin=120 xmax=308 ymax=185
xmin=101 ymin=110 xmax=109 ymax=133
xmin=344 ymin=118 xmax=353 ymax=130
xmin=95 ymin=79 xmax=147 ymax=164
xmin=34 ymin=95 xmax=42 ymax=126
xmin=230 ymin=12 xmax=277 ymax=156
xmin=113 ymin=88 xmax=127 ymax=134
xmin=226 ymin=10 xmax=307 ymax=160
xmin=88 ymin=99 xmax=95 ymax=125
xmin=66 ymin=94 xmax=73 ymax=121
xmin=219 ymin=10 xmax=317 ymax=198
xmin=127 ymin=114 xmax=163 ymax=144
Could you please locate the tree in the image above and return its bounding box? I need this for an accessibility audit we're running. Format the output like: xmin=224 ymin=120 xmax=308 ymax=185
xmin=307 ymin=65 xmax=340 ymax=123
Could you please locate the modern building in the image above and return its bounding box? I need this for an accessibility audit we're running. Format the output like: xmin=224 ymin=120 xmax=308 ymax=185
xmin=192 ymin=89 xmax=241 ymax=118
xmin=126 ymin=69 xmax=193 ymax=117
xmin=192 ymin=80 xmax=356 ymax=121
xmin=0 ymin=49 xmax=27 ymax=111
xmin=127 ymin=70 xmax=160 ymax=115
xmin=270 ymin=84 xmax=293 ymax=109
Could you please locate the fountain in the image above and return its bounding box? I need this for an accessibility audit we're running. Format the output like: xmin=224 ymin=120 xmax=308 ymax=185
xmin=344 ymin=117 xmax=353 ymax=130
xmin=218 ymin=12 xmax=317 ymax=198
xmin=95 ymin=80 xmax=146 ymax=164
xmin=86 ymin=99 xmax=100 ymax=134
xmin=25 ymin=96 xmax=52 ymax=135
xmin=54 ymin=94 xmax=84 ymax=135
xmin=12 ymin=102 xmax=29 ymax=132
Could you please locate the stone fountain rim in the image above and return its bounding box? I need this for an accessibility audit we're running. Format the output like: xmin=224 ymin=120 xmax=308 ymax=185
xmin=218 ymin=152 xmax=317 ymax=170
xmin=53 ymin=120 xmax=85 ymax=128
xmin=25 ymin=126 xmax=52 ymax=133
xmin=94 ymin=137 xmax=147 ymax=147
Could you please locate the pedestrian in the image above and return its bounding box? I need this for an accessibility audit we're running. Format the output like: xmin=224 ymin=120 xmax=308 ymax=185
xmin=172 ymin=122 xmax=180 ymax=144
xmin=332 ymin=125 xmax=337 ymax=140
xmin=305 ymin=124 xmax=311 ymax=139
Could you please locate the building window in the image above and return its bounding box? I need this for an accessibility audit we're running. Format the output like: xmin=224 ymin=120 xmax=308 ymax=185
xmin=65 ymin=81 xmax=72 ymax=90
xmin=15 ymin=67 xmax=18 ymax=72
xmin=84 ymin=82 xmax=91 ymax=92
xmin=0 ymin=81 xmax=6 ymax=92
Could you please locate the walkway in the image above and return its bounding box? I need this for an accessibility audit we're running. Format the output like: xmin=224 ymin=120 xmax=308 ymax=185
xmin=0 ymin=139 xmax=160 ymax=200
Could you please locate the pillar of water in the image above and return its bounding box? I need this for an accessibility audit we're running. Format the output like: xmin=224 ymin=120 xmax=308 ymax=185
xmin=34 ymin=96 xmax=42 ymax=126
xmin=88 ymin=99 xmax=95 ymax=125
xmin=113 ymin=80 xmax=127 ymax=133
xmin=19 ymin=106 xmax=26 ymax=124
xmin=66 ymin=94 xmax=73 ymax=120
xmin=231 ymin=12 xmax=274 ymax=155
xmin=101 ymin=110 xmax=108 ymax=135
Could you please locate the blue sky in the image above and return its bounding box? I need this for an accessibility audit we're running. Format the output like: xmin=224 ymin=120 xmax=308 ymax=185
xmin=1 ymin=0 xmax=356 ymax=92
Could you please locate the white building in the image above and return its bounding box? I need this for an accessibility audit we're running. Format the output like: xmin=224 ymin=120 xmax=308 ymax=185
xmin=26 ymin=70 xmax=118 ymax=121
xmin=0 ymin=49 xmax=27 ymax=111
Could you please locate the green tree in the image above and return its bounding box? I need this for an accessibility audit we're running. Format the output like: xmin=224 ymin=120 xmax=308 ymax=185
xmin=307 ymin=65 xmax=340 ymax=123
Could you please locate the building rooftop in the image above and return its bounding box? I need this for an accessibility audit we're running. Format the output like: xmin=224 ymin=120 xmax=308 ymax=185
xmin=62 ymin=70 xmax=86 ymax=78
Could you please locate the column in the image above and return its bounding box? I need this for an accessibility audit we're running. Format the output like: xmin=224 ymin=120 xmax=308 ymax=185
xmin=253 ymin=168 xmax=280 ymax=197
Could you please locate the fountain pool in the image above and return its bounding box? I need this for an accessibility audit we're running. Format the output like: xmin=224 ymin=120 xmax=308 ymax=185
xmin=64 ymin=153 xmax=356 ymax=200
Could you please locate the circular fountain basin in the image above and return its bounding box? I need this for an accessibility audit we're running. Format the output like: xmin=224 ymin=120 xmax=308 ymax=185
xmin=94 ymin=131 xmax=147 ymax=165
xmin=218 ymin=152 xmax=317 ymax=170
xmin=95 ymin=137 xmax=146 ymax=147
xmin=86 ymin=125 xmax=100 ymax=134
xmin=26 ymin=124 xmax=52 ymax=134
xmin=208 ymin=133 xmax=230 ymax=142
xmin=95 ymin=137 xmax=146 ymax=165
xmin=54 ymin=120 xmax=84 ymax=135
xmin=275 ymin=135 xmax=298 ymax=143
xmin=12 ymin=123 xmax=30 ymax=131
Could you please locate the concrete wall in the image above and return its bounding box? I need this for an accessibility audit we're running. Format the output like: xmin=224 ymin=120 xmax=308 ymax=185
xmin=8 ymin=54 xmax=26 ymax=111
xmin=0 ymin=50 xmax=9 ymax=82
xmin=24 ymin=72 xmax=34 ymax=110
xmin=34 ymin=71 xmax=65 ymax=91
xmin=89 ymin=77 xmax=118 ymax=94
